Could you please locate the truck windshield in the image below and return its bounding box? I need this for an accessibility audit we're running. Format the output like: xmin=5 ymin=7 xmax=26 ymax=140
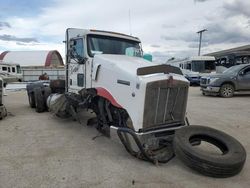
xmin=87 ymin=34 xmax=141 ymax=57
xmin=191 ymin=60 xmax=215 ymax=72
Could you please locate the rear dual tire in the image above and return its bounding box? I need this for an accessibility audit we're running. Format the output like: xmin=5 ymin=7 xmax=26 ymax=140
xmin=34 ymin=88 xmax=45 ymax=113
xmin=33 ymin=87 xmax=51 ymax=113
xmin=28 ymin=93 xmax=36 ymax=108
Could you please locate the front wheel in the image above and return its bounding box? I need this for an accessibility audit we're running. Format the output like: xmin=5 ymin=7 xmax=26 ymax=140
xmin=219 ymin=84 xmax=234 ymax=98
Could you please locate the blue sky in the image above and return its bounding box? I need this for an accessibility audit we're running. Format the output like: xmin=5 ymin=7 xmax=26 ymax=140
xmin=1 ymin=0 xmax=250 ymax=62
xmin=0 ymin=0 xmax=51 ymax=18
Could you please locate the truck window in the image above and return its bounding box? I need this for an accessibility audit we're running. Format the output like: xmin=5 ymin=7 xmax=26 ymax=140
xmin=74 ymin=38 xmax=84 ymax=58
xmin=8 ymin=67 xmax=11 ymax=72
xmin=243 ymin=67 xmax=250 ymax=75
xmin=12 ymin=67 xmax=15 ymax=73
xmin=191 ymin=61 xmax=205 ymax=72
xmin=186 ymin=63 xmax=191 ymax=70
xmin=220 ymin=58 xmax=226 ymax=65
xmin=242 ymin=57 xmax=249 ymax=64
xmin=2 ymin=67 xmax=7 ymax=71
xmin=87 ymin=34 xmax=141 ymax=57
xmin=17 ymin=65 xmax=21 ymax=73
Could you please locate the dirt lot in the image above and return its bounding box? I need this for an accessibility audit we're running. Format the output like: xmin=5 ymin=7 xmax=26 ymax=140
xmin=0 ymin=87 xmax=249 ymax=188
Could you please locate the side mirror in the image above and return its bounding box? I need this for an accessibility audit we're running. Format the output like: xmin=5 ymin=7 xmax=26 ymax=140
xmin=69 ymin=40 xmax=76 ymax=47
xmin=143 ymin=54 xmax=153 ymax=62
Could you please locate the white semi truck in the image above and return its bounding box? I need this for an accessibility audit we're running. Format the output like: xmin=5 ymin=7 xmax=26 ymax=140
xmin=26 ymin=29 xmax=245 ymax=177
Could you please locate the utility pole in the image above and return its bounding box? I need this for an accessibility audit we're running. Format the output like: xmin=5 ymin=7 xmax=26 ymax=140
xmin=129 ymin=9 xmax=132 ymax=35
xmin=197 ymin=29 xmax=207 ymax=56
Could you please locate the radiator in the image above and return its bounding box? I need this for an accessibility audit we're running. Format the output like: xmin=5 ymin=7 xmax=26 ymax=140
xmin=142 ymin=79 xmax=189 ymax=130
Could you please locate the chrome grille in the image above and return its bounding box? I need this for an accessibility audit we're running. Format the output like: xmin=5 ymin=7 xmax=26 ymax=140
xmin=143 ymin=79 xmax=189 ymax=130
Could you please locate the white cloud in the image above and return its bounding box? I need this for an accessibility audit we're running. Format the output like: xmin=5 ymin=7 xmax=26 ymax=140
xmin=0 ymin=0 xmax=250 ymax=61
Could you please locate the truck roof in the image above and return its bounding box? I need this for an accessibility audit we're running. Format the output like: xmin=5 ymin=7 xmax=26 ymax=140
xmin=66 ymin=28 xmax=141 ymax=43
xmin=190 ymin=56 xmax=215 ymax=61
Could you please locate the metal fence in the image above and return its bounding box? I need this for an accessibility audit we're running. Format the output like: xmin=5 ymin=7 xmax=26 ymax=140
xmin=22 ymin=67 xmax=65 ymax=81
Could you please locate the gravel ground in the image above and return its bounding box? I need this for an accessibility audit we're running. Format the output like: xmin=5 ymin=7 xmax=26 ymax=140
xmin=0 ymin=87 xmax=249 ymax=188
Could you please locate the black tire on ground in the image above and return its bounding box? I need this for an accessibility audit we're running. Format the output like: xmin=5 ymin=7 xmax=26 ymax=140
xmin=219 ymin=84 xmax=234 ymax=98
xmin=28 ymin=92 xmax=36 ymax=108
xmin=173 ymin=125 xmax=246 ymax=178
xmin=34 ymin=87 xmax=46 ymax=113
xmin=43 ymin=87 xmax=52 ymax=110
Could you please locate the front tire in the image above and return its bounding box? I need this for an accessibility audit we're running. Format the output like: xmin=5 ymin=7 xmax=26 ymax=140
xmin=219 ymin=84 xmax=234 ymax=98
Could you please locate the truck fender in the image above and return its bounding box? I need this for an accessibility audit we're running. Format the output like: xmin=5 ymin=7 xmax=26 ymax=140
xmin=95 ymin=87 xmax=122 ymax=108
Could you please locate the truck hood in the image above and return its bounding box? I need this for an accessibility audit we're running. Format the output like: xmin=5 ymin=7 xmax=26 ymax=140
xmin=93 ymin=54 xmax=159 ymax=76
xmin=93 ymin=54 xmax=182 ymax=77
xmin=202 ymin=72 xmax=235 ymax=79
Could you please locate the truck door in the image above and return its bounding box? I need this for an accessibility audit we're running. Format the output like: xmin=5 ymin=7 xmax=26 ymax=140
xmin=67 ymin=37 xmax=86 ymax=93
xmin=238 ymin=66 xmax=250 ymax=90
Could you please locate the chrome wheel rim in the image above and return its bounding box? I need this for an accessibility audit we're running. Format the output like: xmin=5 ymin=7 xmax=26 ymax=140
xmin=223 ymin=87 xmax=233 ymax=97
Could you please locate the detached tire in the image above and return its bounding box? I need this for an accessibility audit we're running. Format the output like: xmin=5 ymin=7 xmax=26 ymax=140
xmin=34 ymin=87 xmax=45 ymax=113
xmin=220 ymin=84 xmax=234 ymax=98
xmin=28 ymin=93 xmax=36 ymax=108
xmin=174 ymin=125 xmax=246 ymax=178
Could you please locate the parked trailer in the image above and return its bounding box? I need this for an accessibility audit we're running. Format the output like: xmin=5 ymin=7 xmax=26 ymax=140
xmin=167 ymin=56 xmax=216 ymax=85
xmin=26 ymin=28 xmax=246 ymax=178
xmin=0 ymin=62 xmax=23 ymax=83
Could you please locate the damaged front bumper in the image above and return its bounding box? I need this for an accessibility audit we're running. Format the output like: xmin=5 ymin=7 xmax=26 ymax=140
xmin=110 ymin=122 xmax=187 ymax=164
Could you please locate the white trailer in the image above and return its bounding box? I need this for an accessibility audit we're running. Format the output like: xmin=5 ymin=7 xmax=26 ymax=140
xmin=0 ymin=62 xmax=23 ymax=83
xmin=167 ymin=56 xmax=216 ymax=85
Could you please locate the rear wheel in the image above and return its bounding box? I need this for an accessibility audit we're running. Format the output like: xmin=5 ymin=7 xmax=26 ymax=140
xmin=43 ymin=87 xmax=52 ymax=110
xmin=34 ymin=87 xmax=45 ymax=113
xmin=219 ymin=84 xmax=234 ymax=98
xmin=28 ymin=93 xmax=36 ymax=108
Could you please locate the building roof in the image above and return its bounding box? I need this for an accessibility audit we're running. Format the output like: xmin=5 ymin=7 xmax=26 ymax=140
xmin=205 ymin=44 xmax=250 ymax=57
xmin=0 ymin=50 xmax=64 ymax=67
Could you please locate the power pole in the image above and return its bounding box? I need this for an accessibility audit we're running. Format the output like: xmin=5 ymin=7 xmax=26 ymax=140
xmin=197 ymin=29 xmax=207 ymax=56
